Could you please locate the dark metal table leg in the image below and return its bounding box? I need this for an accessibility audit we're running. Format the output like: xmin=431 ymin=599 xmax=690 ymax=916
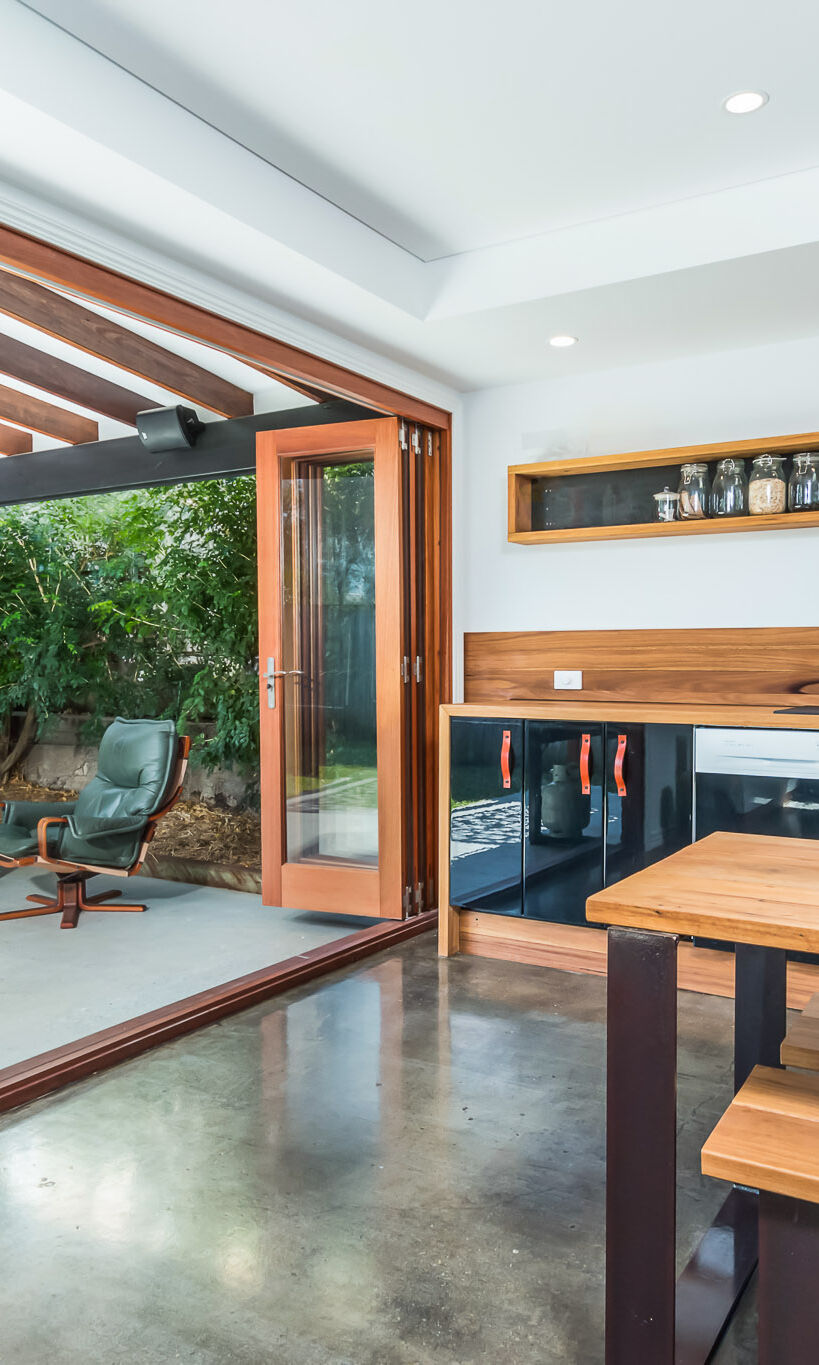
xmin=758 ymin=1192 xmax=819 ymax=1365
xmin=606 ymin=926 xmax=679 ymax=1365
xmin=734 ymin=943 xmax=787 ymax=1092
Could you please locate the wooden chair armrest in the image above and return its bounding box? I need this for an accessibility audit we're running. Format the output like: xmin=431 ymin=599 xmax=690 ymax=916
xmin=37 ymin=815 xmax=69 ymax=859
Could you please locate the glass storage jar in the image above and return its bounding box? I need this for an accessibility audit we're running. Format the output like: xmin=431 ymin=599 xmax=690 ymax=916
xmin=788 ymin=452 xmax=819 ymax=512
xmin=652 ymin=487 xmax=680 ymax=522
xmin=678 ymin=462 xmax=710 ymax=519
xmin=710 ymin=457 xmax=748 ymax=518
xmin=749 ymin=455 xmax=787 ymax=515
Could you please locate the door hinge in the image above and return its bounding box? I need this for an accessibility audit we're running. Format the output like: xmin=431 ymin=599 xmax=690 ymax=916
xmin=414 ymin=655 xmax=423 ymax=683
xmin=411 ymin=426 xmax=422 ymax=455
xmin=426 ymin=431 xmax=433 ymax=457
xmin=414 ymin=882 xmax=424 ymax=913
xmin=399 ymin=422 xmax=408 ymax=450
xmin=402 ymin=885 xmax=413 ymax=915
xmin=402 ymin=656 xmax=411 ymax=683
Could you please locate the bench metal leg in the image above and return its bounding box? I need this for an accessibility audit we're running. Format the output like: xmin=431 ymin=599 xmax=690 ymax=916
xmin=674 ymin=1186 xmax=758 ymax=1365
xmin=606 ymin=926 xmax=678 ymax=1365
xmin=734 ymin=943 xmax=787 ymax=1092
xmin=758 ymin=1191 xmax=819 ymax=1365
xmin=676 ymin=943 xmax=786 ymax=1363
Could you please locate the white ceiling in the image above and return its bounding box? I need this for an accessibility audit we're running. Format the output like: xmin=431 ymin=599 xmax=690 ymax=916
xmin=23 ymin=0 xmax=819 ymax=260
xmin=3 ymin=0 xmax=819 ymax=393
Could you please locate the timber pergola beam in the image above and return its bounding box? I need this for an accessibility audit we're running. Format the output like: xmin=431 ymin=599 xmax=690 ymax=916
xmin=0 ymin=270 xmax=253 ymax=419
xmin=0 ymin=381 xmax=97 ymax=444
xmin=0 ymin=332 xmax=155 ymax=426
xmin=0 ymin=422 xmax=32 ymax=456
xmin=0 ymin=223 xmax=451 ymax=430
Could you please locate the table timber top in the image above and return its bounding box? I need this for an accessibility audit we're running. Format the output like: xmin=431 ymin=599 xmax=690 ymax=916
xmin=587 ymin=832 xmax=819 ymax=953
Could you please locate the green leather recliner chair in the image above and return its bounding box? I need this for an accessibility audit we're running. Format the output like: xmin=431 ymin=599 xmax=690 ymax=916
xmin=0 ymin=717 xmax=190 ymax=929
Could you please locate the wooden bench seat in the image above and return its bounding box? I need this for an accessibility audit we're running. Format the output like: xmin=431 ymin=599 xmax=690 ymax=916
xmin=702 ymin=1065 xmax=819 ymax=1202
xmin=781 ymin=990 xmax=819 ymax=1070
xmin=702 ymin=1064 xmax=819 ymax=1364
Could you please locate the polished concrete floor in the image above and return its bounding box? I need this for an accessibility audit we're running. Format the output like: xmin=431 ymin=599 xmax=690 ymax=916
xmin=0 ymin=938 xmax=756 ymax=1363
xmin=0 ymin=864 xmax=375 ymax=1069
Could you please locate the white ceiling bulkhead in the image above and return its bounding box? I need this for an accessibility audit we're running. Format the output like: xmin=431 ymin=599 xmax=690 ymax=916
xmin=1 ymin=0 xmax=817 ymax=390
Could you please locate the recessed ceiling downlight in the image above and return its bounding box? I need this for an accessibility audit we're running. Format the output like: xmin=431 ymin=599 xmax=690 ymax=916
xmin=549 ymin=335 xmax=578 ymax=348
xmin=723 ymin=90 xmax=769 ymax=115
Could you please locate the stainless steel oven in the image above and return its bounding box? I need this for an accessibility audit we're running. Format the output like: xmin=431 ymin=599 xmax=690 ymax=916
xmin=695 ymin=727 xmax=819 ymax=958
xmin=695 ymin=727 xmax=819 ymax=843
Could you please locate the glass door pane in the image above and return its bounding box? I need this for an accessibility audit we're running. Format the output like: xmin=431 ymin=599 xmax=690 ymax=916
xmin=605 ymin=724 xmax=693 ymax=884
xmin=449 ymin=718 xmax=524 ymax=916
xmin=282 ymin=456 xmax=378 ymax=867
xmin=524 ymin=722 xmax=605 ymax=923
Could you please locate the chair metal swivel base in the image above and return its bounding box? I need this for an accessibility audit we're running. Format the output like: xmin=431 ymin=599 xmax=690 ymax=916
xmin=0 ymin=871 xmax=147 ymax=930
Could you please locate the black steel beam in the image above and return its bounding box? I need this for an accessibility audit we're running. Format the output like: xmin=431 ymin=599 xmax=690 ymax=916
xmin=0 ymin=400 xmax=378 ymax=505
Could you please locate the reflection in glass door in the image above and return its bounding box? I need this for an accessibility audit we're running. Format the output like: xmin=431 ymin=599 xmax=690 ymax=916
xmin=282 ymin=457 xmax=378 ymax=866
xmin=524 ymin=721 xmax=605 ymax=924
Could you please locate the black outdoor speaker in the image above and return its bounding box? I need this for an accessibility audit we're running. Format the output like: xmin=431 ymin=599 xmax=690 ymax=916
xmin=136 ymin=405 xmax=205 ymax=452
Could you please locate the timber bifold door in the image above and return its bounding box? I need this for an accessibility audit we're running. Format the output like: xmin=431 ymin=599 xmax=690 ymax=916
xmin=257 ymin=418 xmax=441 ymax=920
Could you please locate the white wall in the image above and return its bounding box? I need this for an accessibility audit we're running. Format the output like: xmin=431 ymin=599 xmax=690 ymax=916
xmin=455 ymin=336 xmax=819 ymax=695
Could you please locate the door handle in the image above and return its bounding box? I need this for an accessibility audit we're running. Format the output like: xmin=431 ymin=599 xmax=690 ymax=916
xmin=580 ymin=732 xmax=591 ymax=795
xmin=614 ymin=733 xmax=628 ymax=797
xmin=262 ymin=657 xmax=305 ymax=708
xmin=500 ymin=729 xmax=512 ymax=789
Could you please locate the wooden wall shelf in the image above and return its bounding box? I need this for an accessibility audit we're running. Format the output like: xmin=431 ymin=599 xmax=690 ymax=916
xmin=509 ymin=430 xmax=819 ymax=545
xmin=510 ymin=510 xmax=819 ymax=545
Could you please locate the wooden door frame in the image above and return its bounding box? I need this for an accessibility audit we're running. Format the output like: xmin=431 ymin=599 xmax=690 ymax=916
xmin=0 ymin=225 xmax=450 ymax=1109
xmin=257 ymin=419 xmax=405 ymax=918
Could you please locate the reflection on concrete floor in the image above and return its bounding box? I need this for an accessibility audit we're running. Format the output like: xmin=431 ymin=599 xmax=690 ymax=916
xmin=0 ymin=937 xmax=755 ymax=1364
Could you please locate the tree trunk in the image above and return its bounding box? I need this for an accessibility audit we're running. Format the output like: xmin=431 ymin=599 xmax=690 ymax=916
xmin=0 ymin=706 xmax=38 ymax=780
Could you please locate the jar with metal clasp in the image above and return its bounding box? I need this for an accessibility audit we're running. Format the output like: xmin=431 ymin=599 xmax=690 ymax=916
xmin=749 ymin=455 xmax=787 ymax=515
xmin=710 ymin=457 xmax=748 ymax=517
xmin=678 ymin=462 xmax=710 ymax=519
xmin=788 ymin=452 xmax=819 ymax=512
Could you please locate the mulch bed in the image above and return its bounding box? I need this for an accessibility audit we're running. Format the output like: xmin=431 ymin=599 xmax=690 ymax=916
xmin=0 ymin=776 xmax=262 ymax=873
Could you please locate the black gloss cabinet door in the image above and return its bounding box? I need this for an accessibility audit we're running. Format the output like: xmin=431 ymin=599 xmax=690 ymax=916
xmin=449 ymin=719 xmax=524 ymax=916
xmin=605 ymin=724 xmax=693 ymax=884
xmin=524 ymin=722 xmax=605 ymax=923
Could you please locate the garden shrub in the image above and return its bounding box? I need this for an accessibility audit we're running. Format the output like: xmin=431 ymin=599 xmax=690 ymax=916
xmin=0 ymin=477 xmax=259 ymax=787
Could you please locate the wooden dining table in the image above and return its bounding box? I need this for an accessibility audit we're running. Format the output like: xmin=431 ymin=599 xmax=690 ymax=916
xmin=587 ymin=831 xmax=819 ymax=1365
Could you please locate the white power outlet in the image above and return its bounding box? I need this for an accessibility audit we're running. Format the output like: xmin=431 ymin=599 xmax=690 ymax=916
xmin=554 ymin=669 xmax=583 ymax=691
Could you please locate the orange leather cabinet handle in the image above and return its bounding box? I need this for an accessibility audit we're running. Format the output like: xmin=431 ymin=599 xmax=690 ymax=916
xmin=580 ymin=733 xmax=591 ymax=795
xmin=500 ymin=729 xmax=512 ymax=789
xmin=614 ymin=733 xmax=628 ymax=798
